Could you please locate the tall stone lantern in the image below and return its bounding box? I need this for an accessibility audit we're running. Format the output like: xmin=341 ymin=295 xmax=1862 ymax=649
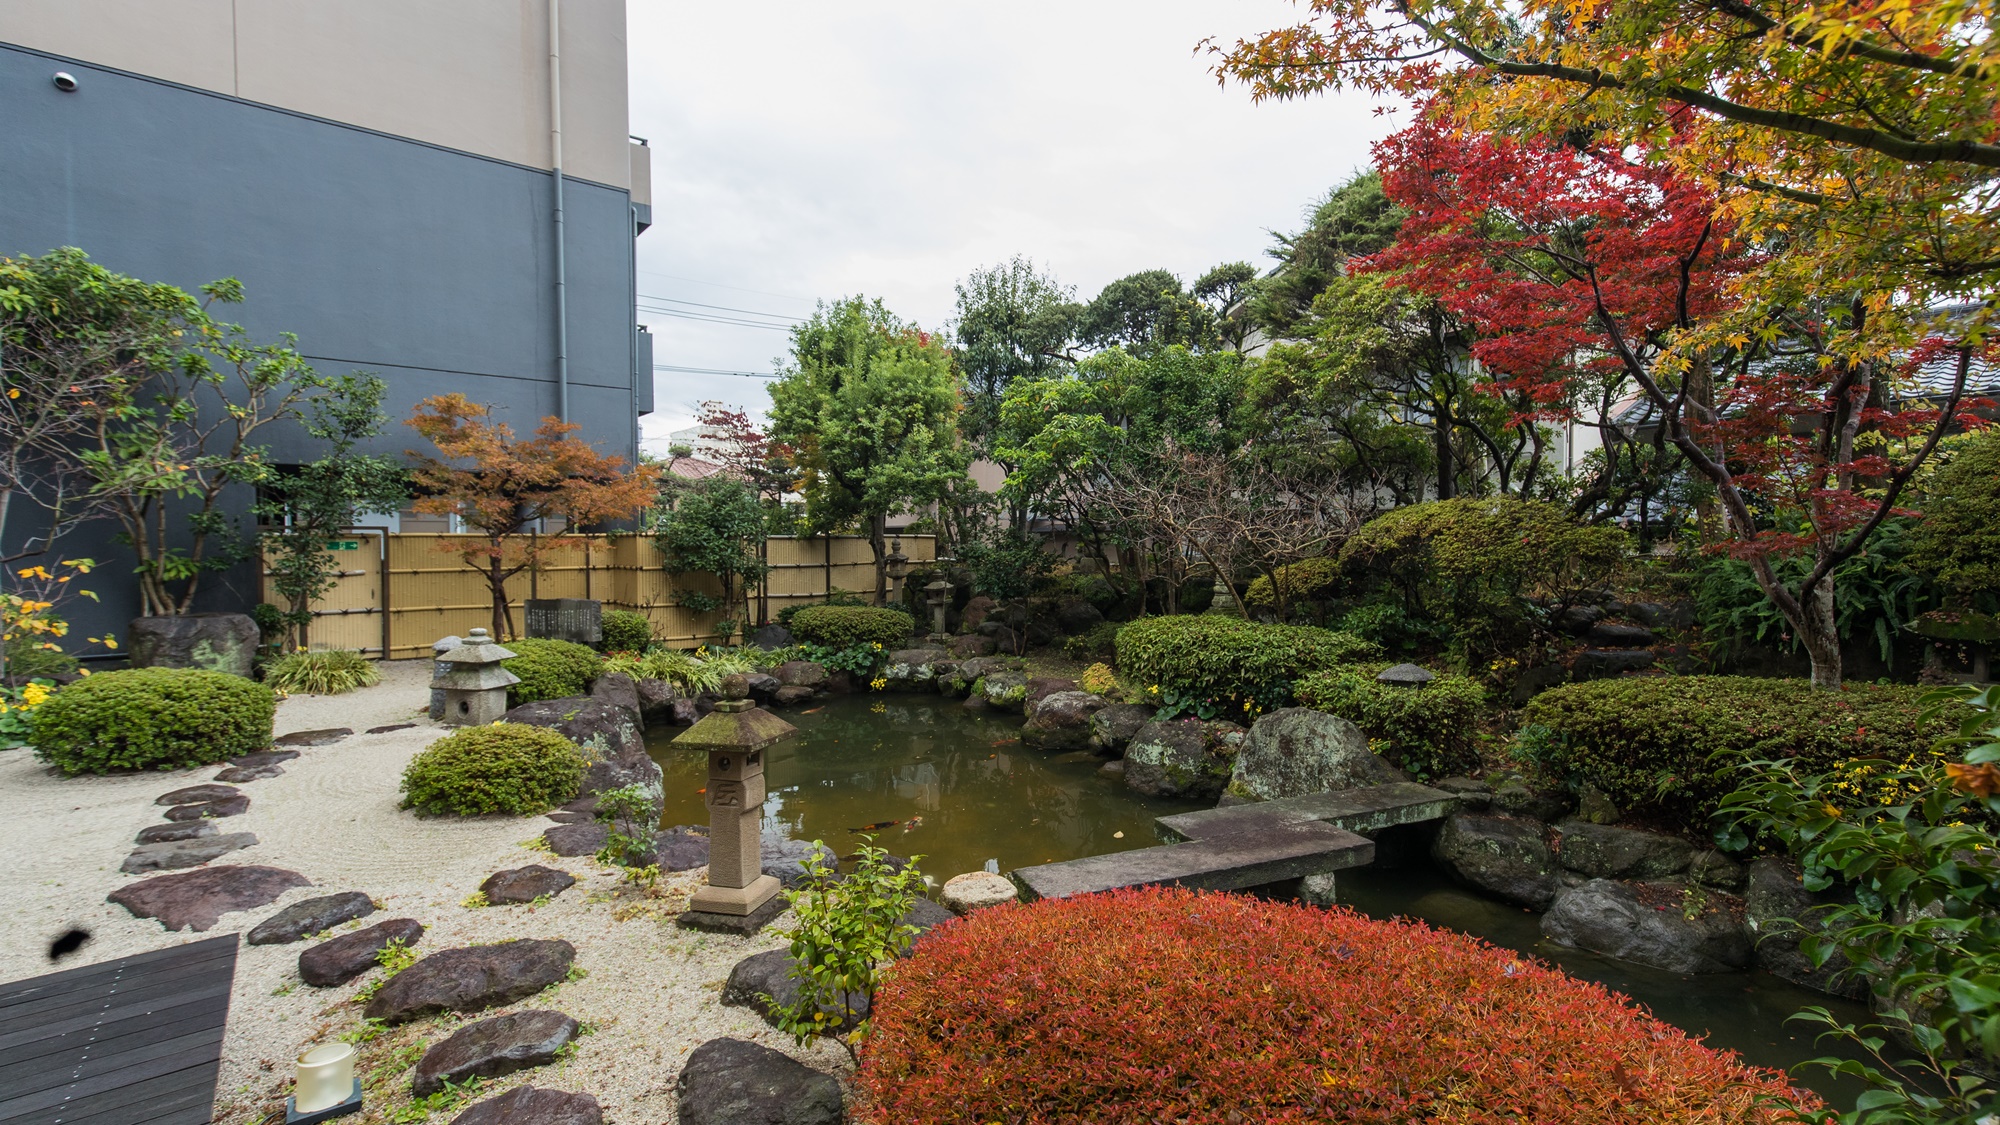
xmin=672 ymin=675 xmax=799 ymax=934
xmin=923 ymin=575 xmax=952 ymax=643
xmin=434 ymin=629 xmax=518 ymax=725
xmin=884 ymin=537 xmax=910 ymax=604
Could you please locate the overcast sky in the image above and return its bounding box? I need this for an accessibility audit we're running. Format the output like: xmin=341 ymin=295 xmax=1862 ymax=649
xmin=627 ymin=1 xmax=1401 ymax=451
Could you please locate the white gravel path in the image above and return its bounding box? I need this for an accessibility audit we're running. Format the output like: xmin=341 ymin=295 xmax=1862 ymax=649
xmin=0 ymin=660 xmax=846 ymax=1123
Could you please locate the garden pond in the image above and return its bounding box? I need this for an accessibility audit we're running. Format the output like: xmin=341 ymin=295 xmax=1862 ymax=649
xmin=649 ymin=694 xmax=1871 ymax=1098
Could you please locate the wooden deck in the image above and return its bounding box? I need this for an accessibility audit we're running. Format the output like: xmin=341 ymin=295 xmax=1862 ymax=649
xmin=0 ymin=936 xmax=237 ymax=1125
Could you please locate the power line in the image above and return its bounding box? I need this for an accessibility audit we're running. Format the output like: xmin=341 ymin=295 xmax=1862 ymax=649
xmin=637 ymin=269 xmax=813 ymax=305
xmin=638 ymin=305 xmax=796 ymax=332
xmin=653 ymin=364 xmax=780 ymax=379
xmin=637 ymin=294 xmax=806 ymax=322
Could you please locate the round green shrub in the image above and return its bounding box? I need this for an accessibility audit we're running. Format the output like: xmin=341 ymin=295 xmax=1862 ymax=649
xmin=1242 ymin=557 xmax=1343 ymax=614
xmin=600 ymin=609 xmax=654 ymax=654
xmin=1115 ymin=615 xmax=1380 ymax=711
xmin=1518 ymin=676 xmax=1965 ymax=825
xmin=1293 ymin=663 xmax=1488 ymax=778
xmin=3 ymin=644 xmax=79 ymax=680
xmin=789 ymin=605 xmax=916 ymax=648
xmin=500 ymin=638 xmax=603 ymax=706
xmin=399 ymin=722 xmax=587 ymax=816
xmin=30 ymin=667 xmax=276 ymax=775
xmin=1908 ymin=427 xmax=2000 ymax=607
xmin=261 ymin=649 xmax=380 ymax=695
xmin=1061 ymin=620 xmax=1122 ymax=662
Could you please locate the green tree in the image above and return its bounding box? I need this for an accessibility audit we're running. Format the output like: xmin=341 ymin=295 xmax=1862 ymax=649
xmin=951 ymin=256 xmax=1079 ymax=453
xmin=1248 ymin=172 xmax=1403 ymax=338
xmin=1192 ymin=260 xmax=1260 ymax=352
xmin=650 ymin=476 xmax=770 ymax=638
xmin=768 ymin=296 xmax=969 ymax=604
xmin=1908 ymin=428 xmax=2000 ymax=613
xmin=1077 ymin=270 xmax=1218 ymax=355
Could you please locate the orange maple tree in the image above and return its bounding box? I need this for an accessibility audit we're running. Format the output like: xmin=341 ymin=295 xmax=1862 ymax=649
xmin=405 ymin=394 xmax=658 ymax=639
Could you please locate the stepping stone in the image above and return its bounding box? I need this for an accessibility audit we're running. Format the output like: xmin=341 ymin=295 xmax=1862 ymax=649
xmin=248 ymin=891 xmax=376 ymax=945
xmin=544 ymin=810 xmax=593 ymax=824
xmin=365 ymin=939 xmax=576 ymax=1025
xmin=230 ymin=749 xmax=301 ymax=768
xmin=300 ymin=918 xmax=425 ymax=987
xmin=479 ymin=865 xmax=576 ymax=906
xmin=108 ymin=865 xmax=310 ymax=932
xmin=136 ymin=820 xmax=216 ymax=845
xmin=215 ymin=763 xmax=285 ymax=783
xmin=275 ymin=727 xmax=352 ymax=747
xmin=722 ymin=949 xmax=867 ymax=1031
xmin=165 ymin=794 xmax=250 ymax=820
xmin=366 ymin=723 xmax=416 ymax=734
xmin=156 ymin=783 xmax=240 ymax=807
xmin=413 ymin=1009 xmax=580 ymax=1097
xmin=541 ymin=822 xmax=609 ymax=857
xmin=941 ymin=872 xmax=1017 ymax=914
xmin=450 ymin=1087 xmax=601 ymax=1125
xmin=675 ymin=1038 xmax=842 ymax=1125
xmin=121 ymin=831 xmax=258 ymax=874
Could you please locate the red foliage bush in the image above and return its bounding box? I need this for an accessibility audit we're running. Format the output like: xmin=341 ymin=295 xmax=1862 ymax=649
xmin=857 ymin=887 xmax=1816 ymax=1124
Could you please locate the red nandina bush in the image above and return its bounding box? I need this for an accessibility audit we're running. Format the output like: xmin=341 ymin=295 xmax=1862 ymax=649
xmin=856 ymin=887 xmax=1817 ymax=1124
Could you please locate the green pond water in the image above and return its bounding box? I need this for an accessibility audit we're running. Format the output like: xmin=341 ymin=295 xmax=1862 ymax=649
xmin=647 ymin=695 xmax=1872 ymax=1100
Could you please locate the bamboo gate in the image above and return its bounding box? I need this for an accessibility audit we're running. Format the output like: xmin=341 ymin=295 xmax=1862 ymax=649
xmin=265 ymin=533 xmax=935 ymax=659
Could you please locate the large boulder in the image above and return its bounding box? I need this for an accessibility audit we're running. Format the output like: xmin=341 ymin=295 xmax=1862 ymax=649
xmin=946 ymin=634 xmax=995 ymax=659
xmin=1543 ymin=879 xmax=1753 ymax=973
xmin=299 ymin=918 xmax=426 ymax=987
xmin=1430 ymin=813 xmax=1561 ymax=909
xmin=776 ymin=661 xmax=827 ymax=688
xmin=1088 ymin=704 xmax=1155 ymax=757
xmin=881 ymin=649 xmax=951 ymax=692
xmin=365 ymin=939 xmax=577 ymax=1024
xmin=127 ymin=612 xmax=259 ymax=678
xmin=1553 ymin=821 xmax=1695 ymax=880
xmin=1021 ymin=691 xmax=1109 ymax=752
xmin=750 ymin=623 xmax=793 ymax=649
xmin=449 ymin=1087 xmax=601 ymax=1125
xmin=1124 ymin=720 xmax=1245 ymax=802
xmin=248 ymin=891 xmax=376 ymax=945
xmin=503 ymin=697 xmax=643 ymax=763
xmin=1744 ymin=857 xmax=1867 ymax=999
xmin=1054 ymin=597 xmax=1104 ymax=635
xmin=978 ymin=671 xmax=1030 ymax=713
xmin=1229 ymin=708 xmax=1407 ymax=802
xmin=675 ymin=1038 xmax=843 ymax=1125
xmin=588 ymin=672 xmax=644 ymax=728
xmin=959 ymin=596 xmax=998 ymax=630
xmin=414 ymin=1009 xmax=580 ymax=1097
xmin=108 ymin=865 xmax=309 ymax=932
xmin=721 ymin=948 xmax=867 ymax=1031
xmin=634 ymin=677 xmax=685 ymax=727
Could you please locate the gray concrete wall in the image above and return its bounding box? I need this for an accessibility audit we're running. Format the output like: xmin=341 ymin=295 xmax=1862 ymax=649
xmin=0 ymin=39 xmax=645 ymax=649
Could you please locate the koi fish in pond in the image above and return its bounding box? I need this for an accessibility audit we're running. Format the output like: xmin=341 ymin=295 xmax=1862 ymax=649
xmin=849 ymin=821 xmax=899 ymax=833
xmin=903 ymin=816 xmax=923 ymax=831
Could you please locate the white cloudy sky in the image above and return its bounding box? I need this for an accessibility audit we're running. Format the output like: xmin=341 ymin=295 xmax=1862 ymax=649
xmin=627 ymin=1 xmax=1402 ymax=450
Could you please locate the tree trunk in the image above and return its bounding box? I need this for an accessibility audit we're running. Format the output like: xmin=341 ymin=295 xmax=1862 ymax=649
xmin=490 ymin=551 xmax=511 ymax=639
xmin=1800 ymin=579 xmax=1843 ymax=689
xmin=869 ymin=514 xmax=888 ymax=606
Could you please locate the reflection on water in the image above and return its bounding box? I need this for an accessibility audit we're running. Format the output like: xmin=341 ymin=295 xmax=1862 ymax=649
xmin=647 ymin=695 xmax=1205 ymax=883
xmin=648 ymin=695 xmax=1874 ymax=1102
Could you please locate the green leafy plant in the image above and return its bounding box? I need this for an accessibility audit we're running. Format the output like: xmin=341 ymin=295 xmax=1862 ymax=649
xmin=1292 ymin=663 xmax=1487 ymax=778
xmin=353 ymin=937 xmax=419 ymax=1003
xmin=399 ymin=723 xmax=587 ymax=817
xmin=500 ymin=637 xmax=602 ymax=706
xmin=1079 ymin=662 xmax=1120 ymax=697
xmin=1 ymin=644 xmax=77 ymax=680
xmin=29 ymin=667 xmax=275 ymax=774
xmin=599 ymin=609 xmax=654 ymax=654
xmin=1062 ymin=620 xmax=1122 ymax=662
xmin=796 ymin=640 xmax=884 ymax=676
xmin=1115 ymin=615 xmax=1380 ymax=716
xmin=769 ymin=839 xmax=927 ymax=1061
xmin=601 ymin=647 xmax=721 ymax=694
xmin=1335 ymin=600 xmax=1446 ymax=654
xmin=789 ymin=605 xmax=915 ymax=649
xmin=1242 ymin=557 xmax=1344 ymax=615
xmin=651 ymin=476 xmax=770 ymax=633
xmin=260 ymin=649 xmax=381 ymax=695
xmin=592 ymin=784 xmax=657 ymax=869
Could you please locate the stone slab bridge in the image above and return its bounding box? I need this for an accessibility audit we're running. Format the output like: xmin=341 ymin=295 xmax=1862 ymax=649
xmin=1012 ymin=782 xmax=1457 ymax=903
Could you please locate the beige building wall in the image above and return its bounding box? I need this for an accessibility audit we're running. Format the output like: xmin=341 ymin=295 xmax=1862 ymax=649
xmin=1 ymin=0 xmax=632 ymax=188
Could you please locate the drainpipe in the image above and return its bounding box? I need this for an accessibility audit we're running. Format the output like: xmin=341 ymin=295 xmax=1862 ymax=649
xmin=548 ymin=0 xmax=569 ymax=422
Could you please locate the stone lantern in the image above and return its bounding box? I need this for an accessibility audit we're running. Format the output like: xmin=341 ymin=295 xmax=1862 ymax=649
xmin=923 ymin=576 xmax=952 ymax=643
xmin=1376 ymin=663 xmax=1435 ymax=689
xmin=434 ymin=629 xmax=518 ymax=725
xmin=884 ymin=537 xmax=910 ymax=604
xmin=672 ymin=674 xmax=800 ymax=934
xmin=1205 ymin=569 xmax=1241 ymax=617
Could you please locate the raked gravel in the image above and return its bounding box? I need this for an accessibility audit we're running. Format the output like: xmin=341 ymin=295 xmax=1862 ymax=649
xmin=0 ymin=659 xmax=846 ymax=1123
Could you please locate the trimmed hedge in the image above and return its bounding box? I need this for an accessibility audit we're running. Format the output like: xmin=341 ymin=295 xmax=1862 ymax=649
xmin=1518 ymin=676 xmax=1963 ymax=823
xmin=1115 ymin=615 xmax=1379 ymax=711
xmin=1293 ymin=663 xmax=1486 ymax=778
xmin=500 ymin=638 xmax=602 ymax=706
xmin=399 ymin=722 xmax=587 ymax=816
xmin=30 ymin=668 xmax=275 ymax=774
xmin=600 ymin=609 xmax=654 ymax=654
xmin=1242 ymin=557 xmax=1342 ymax=614
xmin=788 ymin=605 xmax=915 ymax=648
xmin=858 ymin=886 xmax=1813 ymax=1124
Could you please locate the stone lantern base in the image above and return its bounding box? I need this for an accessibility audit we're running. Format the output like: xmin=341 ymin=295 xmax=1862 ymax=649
xmin=679 ymin=882 xmax=787 ymax=935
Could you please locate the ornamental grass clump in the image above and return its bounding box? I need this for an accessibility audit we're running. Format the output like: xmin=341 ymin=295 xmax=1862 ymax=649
xmin=1115 ymin=615 xmax=1379 ymax=715
xmin=499 ymin=637 xmax=602 ymax=706
xmin=30 ymin=667 xmax=275 ymax=774
xmin=857 ymin=886 xmax=1814 ymax=1124
xmin=399 ymin=723 xmax=586 ymax=817
xmin=261 ymin=649 xmax=381 ymax=695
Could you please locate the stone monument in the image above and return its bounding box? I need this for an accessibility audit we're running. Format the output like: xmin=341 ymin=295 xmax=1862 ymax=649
xmin=673 ymin=674 xmax=799 ymax=934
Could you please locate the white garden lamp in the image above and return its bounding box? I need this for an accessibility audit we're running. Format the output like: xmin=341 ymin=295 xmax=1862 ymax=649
xmin=287 ymin=1042 xmax=361 ymax=1123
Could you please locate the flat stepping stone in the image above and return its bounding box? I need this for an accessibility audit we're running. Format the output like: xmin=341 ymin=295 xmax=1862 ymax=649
xmin=675 ymin=1038 xmax=842 ymax=1125
xmin=299 ymin=917 xmax=425 ymax=986
xmin=165 ymin=794 xmax=250 ymax=820
xmin=275 ymin=727 xmax=352 ymax=747
xmin=214 ymin=763 xmax=285 ymax=783
xmin=366 ymin=723 xmax=416 ymax=734
xmin=479 ymin=865 xmax=576 ymax=906
xmin=156 ymin=783 xmax=240 ymax=807
xmin=121 ymin=831 xmax=258 ymax=874
xmin=108 ymin=865 xmax=310 ymax=932
xmin=722 ymin=949 xmax=867 ymax=1031
xmin=248 ymin=891 xmax=376 ymax=945
xmin=450 ymin=1086 xmax=601 ymax=1125
xmin=541 ymin=822 xmax=609 ymax=857
xmin=365 ymin=939 xmax=575 ymax=1024
xmin=136 ymin=820 xmax=216 ymax=845
xmin=413 ymin=1009 xmax=580 ymax=1097
xmin=230 ymin=749 xmax=301 ymax=768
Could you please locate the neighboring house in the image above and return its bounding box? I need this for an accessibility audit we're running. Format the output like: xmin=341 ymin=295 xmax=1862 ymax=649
xmin=1 ymin=1 xmax=653 ymax=639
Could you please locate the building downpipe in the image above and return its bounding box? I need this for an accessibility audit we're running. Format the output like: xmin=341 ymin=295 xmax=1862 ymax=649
xmin=548 ymin=0 xmax=569 ymax=422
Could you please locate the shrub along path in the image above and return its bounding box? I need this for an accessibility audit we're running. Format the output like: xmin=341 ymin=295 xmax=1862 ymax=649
xmin=0 ymin=658 xmax=838 ymax=1123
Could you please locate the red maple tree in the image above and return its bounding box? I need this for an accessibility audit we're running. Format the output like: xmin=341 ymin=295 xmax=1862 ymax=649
xmin=690 ymin=400 xmax=794 ymax=502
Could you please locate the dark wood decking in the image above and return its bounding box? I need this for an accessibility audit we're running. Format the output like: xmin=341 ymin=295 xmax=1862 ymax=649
xmin=0 ymin=936 xmax=237 ymax=1125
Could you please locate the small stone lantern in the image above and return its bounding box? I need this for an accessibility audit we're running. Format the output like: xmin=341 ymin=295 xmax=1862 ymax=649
xmin=673 ymin=674 xmax=800 ymax=934
xmin=923 ymin=575 xmax=952 ymax=643
xmin=434 ymin=629 xmax=519 ymax=725
xmin=1376 ymin=662 xmax=1435 ymax=689
xmin=884 ymin=537 xmax=910 ymax=604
